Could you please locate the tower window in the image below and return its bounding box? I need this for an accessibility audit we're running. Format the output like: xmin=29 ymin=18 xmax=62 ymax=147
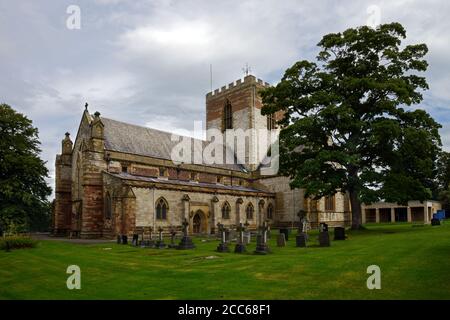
xmin=223 ymin=100 xmax=233 ymax=131
xmin=267 ymin=113 xmax=276 ymax=130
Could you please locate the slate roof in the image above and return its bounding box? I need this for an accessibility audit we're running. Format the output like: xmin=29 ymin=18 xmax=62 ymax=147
xmin=107 ymin=172 xmax=273 ymax=195
xmin=101 ymin=117 xmax=245 ymax=172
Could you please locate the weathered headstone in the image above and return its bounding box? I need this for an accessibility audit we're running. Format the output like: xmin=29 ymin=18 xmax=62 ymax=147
xmin=243 ymin=231 xmax=251 ymax=244
xmin=177 ymin=218 xmax=195 ymax=249
xmin=131 ymin=234 xmax=139 ymax=246
xmin=318 ymin=223 xmax=330 ymax=247
xmin=216 ymin=223 xmax=230 ymax=252
xmin=276 ymin=233 xmax=286 ymax=247
xmin=234 ymin=223 xmax=247 ymax=253
xmin=155 ymin=227 xmax=166 ymax=249
xmin=334 ymin=227 xmax=346 ymax=240
xmin=121 ymin=234 xmax=128 ymax=245
xmin=117 ymin=235 xmax=121 ymax=244
xmin=254 ymin=222 xmax=270 ymax=254
xmin=279 ymin=228 xmax=289 ymax=241
xmin=431 ymin=218 xmax=440 ymax=226
xmin=168 ymin=226 xmax=177 ymax=248
xmin=296 ymin=216 xmax=310 ymax=247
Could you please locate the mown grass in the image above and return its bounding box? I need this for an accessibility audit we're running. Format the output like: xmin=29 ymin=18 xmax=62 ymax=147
xmin=0 ymin=223 xmax=449 ymax=299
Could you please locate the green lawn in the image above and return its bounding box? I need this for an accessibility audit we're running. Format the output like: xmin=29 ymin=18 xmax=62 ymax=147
xmin=1 ymin=223 xmax=450 ymax=300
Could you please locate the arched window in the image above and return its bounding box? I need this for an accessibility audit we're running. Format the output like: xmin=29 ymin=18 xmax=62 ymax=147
xmin=223 ymin=100 xmax=233 ymax=131
xmin=156 ymin=197 xmax=168 ymax=220
xmin=105 ymin=192 xmax=112 ymax=219
xmin=222 ymin=202 xmax=231 ymax=219
xmin=267 ymin=203 xmax=274 ymax=220
xmin=246 ymin=203 xmax=254 ymax=220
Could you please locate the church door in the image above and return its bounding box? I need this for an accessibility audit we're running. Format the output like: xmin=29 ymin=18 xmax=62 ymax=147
xmin=193 ymin=212 xmax=202 ymax=234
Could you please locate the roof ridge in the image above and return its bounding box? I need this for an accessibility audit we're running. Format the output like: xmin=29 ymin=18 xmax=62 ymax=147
xmin=101 ymin=116 xmax=206 ymax=143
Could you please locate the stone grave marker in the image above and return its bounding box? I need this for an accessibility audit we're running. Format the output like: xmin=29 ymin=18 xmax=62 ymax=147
xmin=318 ymin=222 xmax=330 ymax=247
xmin=177 ymin=218 xmax=195 ymax=250
xmin=296 ymin=215 xmax=309 ymax=247
xmin=276 ymin=233 xmax=286 ymax=247
xmin=121 ymin=234 xmax=128 ymax=245
xmin=216 ymin=223 xmax=230 ymax=252
xmin=234 ymin=223 xmax=247 ymax=253
xmin=254 ymin=221 xmax=270 ymax=254
xmin=168 ymin=226 xmax=178 ymax=248
xmin=155 ymin=227 xmax=166 ymax=249
xmin=334 ymin=227 xmax=346 ymax=240
xmin=131 ymin=234 xmax=139 ymax=246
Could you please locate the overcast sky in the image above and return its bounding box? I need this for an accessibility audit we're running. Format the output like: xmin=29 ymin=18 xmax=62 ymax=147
xmin=1 ymin=0 xmax=449 ymax=195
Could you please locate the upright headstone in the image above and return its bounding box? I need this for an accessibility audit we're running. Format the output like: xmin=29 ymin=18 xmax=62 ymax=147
xmin=121 ymin=234 xmax=128 ymax=245
xmin=117 ymin=235 xmax=121 ymax=244
xmin=177 ymin=218 xmax=195 ymax=249
xmin=168 ymin=226 xmax=177 ymax=248
xmin=131 ymin=234 xmax=139 ymax=246
xmin=334 ymin=227 xmax=346 ymax=240
xmin=254 ymin=222 xmax=270 ymax=254
xmin=216 ymin=223 xmax=230 ymax=252
xmin=296 ymin=216 xmax=309 ymax=247
xmin=155 ymin=227 xmax=166 ymax=249
xmin=318 ymin=222 xmax=330 ymax=247
xmin=276 ymin=233 xmax=286 ymax=247
xmin=431 ymin=218 xmax=440 ymax=226
xmin=234 ymin=223 xmax=247 ymax=253
xmin=243 ymin=231 xmax=251 ymax=244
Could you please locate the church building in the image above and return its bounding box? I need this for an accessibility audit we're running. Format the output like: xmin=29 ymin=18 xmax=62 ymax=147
xmin=52 ymin=75 xmax=350 ymax=238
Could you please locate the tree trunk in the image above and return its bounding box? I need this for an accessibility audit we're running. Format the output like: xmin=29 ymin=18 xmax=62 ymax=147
xmin=349 ymin=190 xmax=364 ymax=230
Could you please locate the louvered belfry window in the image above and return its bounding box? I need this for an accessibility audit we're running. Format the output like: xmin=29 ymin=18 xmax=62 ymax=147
xmin=223 ymin=100 xmax=233 ymax=131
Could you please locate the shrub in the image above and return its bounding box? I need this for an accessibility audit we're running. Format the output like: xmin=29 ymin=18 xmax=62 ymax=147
xmin=0 ymin=236 xmax=38 ymax=251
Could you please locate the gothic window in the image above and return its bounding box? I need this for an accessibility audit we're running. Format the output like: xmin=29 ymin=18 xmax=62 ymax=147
xmin=325 ymin=195 xmax=335 ymax=211
xmin=105 ymin=192 xmax=112 ymax=219
xmin=222 ymin=202 xmax=231 ymax=219
xmin=223 ymin=100 xmax=233 ymax=131
xmin=156 ymin=197 xmax=168 ymax=220
xmin=267 ymin=113 xmax=276 ymax=130
xmin=267 ymin=203 xmax=274 ymax=220
xmin=246 ymin=203 xmax=254 ymax=220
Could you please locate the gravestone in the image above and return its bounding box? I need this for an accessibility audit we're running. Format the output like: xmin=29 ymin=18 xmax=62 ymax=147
xmin=254 ymin=222 xmax=270 ymax=254
xmin=121 ymin=235 xmax=128 ymax=245
xmin=279 ymin=228 xmax=289 ymax=241
xmin=234 ymin=223 xmax=247 ymax=253
xmin=276 ymin=233 xmax=286 ymax=247
xmin=243 ymin=231 xmax=251 ymax=244
xmin=296 ymin=216 xmax=310 ymax=247
xmin=131 ymin=234 xmax=139 ymax=246
xmin=168 ymin=226 xmax=177 ymax=248
xmin=116 ymin=235 xmax=121 ymax=244
xmin=431 ymin=218 xmax=440 ymax=226
xmin=318 ymin=223 xmax=330 ymax=247
xmin=216 ymin=223 xmax=230 ymax=252
xmin=334 ymin=227 xmax=346 ymax=240
xmin=177 ymin=218 xmax=195 ymax=250
xmin=155 ymin=227 xmax=166 ymax=249
xmin=267 ymin=224 xmax=271 ymax=240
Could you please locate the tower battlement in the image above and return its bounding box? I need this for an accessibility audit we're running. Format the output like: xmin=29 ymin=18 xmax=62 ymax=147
xmin=206 ymin=75 xmax=271 ymax=100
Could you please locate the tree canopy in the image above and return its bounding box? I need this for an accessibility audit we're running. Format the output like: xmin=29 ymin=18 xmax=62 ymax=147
xmin=0 ymin=103 xmax=51 ymax=233
xmin=261 ymin=23 xmax=442 ymax=229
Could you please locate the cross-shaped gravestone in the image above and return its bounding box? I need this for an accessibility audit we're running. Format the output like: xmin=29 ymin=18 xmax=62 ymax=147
xmin=234 ymin=223 xmax=247 ymax=253
xmin=254 ymin=221 xmax=270 ymax=254
xmin=216 ymin=223 xmax=230 ymax=253
xmin=155 ymin=226 xmax=166 ymax=249
xmin=318 ymin=222 xmax=330 ymax=247
xmin=177 ymin=218 xmax=195 ymax=250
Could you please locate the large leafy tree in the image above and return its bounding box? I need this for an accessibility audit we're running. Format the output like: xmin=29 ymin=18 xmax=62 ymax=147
xmin=0 ymin=104 xmax=51 ymax=233
xmin=261 ymin=23 xmax=441 ymax=229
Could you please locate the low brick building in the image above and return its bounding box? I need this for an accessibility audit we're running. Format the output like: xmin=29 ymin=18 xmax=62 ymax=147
xmin=52 ymin=75 xmax=350 ymax=238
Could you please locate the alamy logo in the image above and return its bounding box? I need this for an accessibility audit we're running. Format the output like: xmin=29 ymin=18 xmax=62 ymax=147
xmin=66 ymin=265 xmax=81 ymax=290
xmin=366 ymin=265 xmax=381 ymax=290
xmin=66 ymin=5 xmax=81 ymax=30
xmin=170 ymin=123 xmax=279 ymax=175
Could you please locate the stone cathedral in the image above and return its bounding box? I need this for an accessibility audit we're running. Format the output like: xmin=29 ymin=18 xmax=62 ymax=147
xmin=52 ymin=75 xmax=350 ymax=238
